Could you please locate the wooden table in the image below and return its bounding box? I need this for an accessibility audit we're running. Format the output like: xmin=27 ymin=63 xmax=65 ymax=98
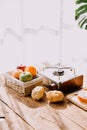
xmin=0 ymin=78 xmax=87 ymax=130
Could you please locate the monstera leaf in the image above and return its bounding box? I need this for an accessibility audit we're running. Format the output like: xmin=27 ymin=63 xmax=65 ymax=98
xmin=75 ymin=0 xmax=87 ymax=29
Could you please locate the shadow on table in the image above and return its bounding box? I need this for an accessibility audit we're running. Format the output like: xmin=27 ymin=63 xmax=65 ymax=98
xmin=48 ymin=99 xmax=68 ymax=110
xmin=0 ymin=80 xmax=69 ymax=109
xmin=4 ymin=86 xmax=48 ymax=108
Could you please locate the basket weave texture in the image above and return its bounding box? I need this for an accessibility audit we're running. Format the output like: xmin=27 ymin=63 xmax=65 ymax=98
xmin=4 ymin=71 xmax=43 ymax=96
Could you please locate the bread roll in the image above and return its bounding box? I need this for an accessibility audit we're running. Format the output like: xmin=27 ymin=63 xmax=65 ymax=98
xmin=31 ymin=86 xmax=45 ymax=100
xmin=46 ymin=90 xmax=64 ymax=103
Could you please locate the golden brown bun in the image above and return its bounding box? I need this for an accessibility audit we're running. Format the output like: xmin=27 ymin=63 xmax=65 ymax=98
xmin=46 ymin=90 xmax=64 ymax=103
xmin=78 ymin=90 xmax=87 ymax=103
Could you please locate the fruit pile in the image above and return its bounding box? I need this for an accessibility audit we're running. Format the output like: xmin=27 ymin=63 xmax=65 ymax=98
xmin=12 ymin=65 xmax=37 ymax=82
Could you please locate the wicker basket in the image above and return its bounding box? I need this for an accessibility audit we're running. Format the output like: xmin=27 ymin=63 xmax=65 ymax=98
xmin=4 ymin=71 xmax=43 ymax=96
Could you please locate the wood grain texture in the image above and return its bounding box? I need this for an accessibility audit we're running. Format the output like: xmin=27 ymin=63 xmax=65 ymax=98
xmin=0 ymin=80 xmax=86 ymax=130
xmin=0 ymin=101 xmax=34 ymax=130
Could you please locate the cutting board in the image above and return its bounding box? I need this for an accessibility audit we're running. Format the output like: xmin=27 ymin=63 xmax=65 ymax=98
xmin=66 ymin=90 xmax=87 ymax=111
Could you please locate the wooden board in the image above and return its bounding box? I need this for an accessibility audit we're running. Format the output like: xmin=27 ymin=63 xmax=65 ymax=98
xmin=0 ymin=80 xmax=86 ymax=130
xmin=66 ymin=90 xmax=87 ymax=111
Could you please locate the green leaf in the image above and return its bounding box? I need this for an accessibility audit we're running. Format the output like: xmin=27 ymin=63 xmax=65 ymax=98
xmin=85 ymin=25 xmax=87 ymax=29
xmin=75 ymin=4 xmax=87 ymax=19
xmin=78 ymin=17 xmax=86 ymax=26
xmin=75 ymin=0 xmax=87 ymax=30
xmin=79 ymin=18 xmax=87 ymax=28
xmin=75 ymin=12 xmax=79 ymax=20
xmin=76 ymin=0 xmax=87 ymax=4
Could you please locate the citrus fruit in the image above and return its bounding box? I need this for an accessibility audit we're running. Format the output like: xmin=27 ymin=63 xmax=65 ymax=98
xmin=12 ymin=69 xmax=23 ymax=79
xmin=25 ymin=66 xmax=37 ymax=76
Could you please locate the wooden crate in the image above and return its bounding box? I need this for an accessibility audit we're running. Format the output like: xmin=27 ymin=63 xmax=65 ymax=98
xmin=4 ymin=71 xmax=43 ymax=96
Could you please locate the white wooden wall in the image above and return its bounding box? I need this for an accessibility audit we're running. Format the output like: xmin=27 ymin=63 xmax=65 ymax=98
xmin=0 ymin=0 xmax=61 ymax=73
xmin=0 ymin=0 xmax=87 ymax=74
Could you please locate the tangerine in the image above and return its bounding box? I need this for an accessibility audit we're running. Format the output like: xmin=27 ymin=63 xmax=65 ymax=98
xmin=25 ymin=66 xmax=37 ymax=76
xmin=12 ymin=69 xmax=23 ymax=79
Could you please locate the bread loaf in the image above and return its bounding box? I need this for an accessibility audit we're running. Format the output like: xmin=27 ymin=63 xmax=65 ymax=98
xmin=46 ymin=90 xmax=64 ymax=103
xmin=31 ymin=86 xmax=45 ymax=100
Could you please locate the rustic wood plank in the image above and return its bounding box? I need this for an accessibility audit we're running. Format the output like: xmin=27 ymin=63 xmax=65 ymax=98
xmin=0 ymin=100 xmax=34 ymax=130
xmin=46 ymin=86 xmax=87 ymax=129
xmin=0 ymin=80 xmax=85 ymax=130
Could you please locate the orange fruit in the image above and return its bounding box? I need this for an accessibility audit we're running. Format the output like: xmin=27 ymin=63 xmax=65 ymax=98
xmin=12 ymin=69 xmax=23 ymax=79
xmin=25 ymin=66 xmax=37 ymax=76
xmin=78 ymin=90 xmax=87 ymax=103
